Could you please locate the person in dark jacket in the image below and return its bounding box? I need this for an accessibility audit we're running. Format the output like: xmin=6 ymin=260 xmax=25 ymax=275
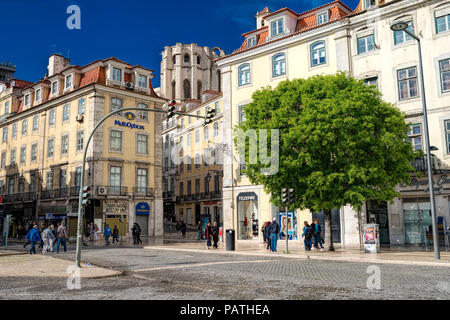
xmin=197 ymin=221 xmax=202 ymax=240
xmin=131 ymin=223 xmax=139 ymax=244
xmin=104 ymin=225 xmax=112 ymax=245
xmin=25 ymin=225 xmax=41 ymax=255
xmin=211 ymin=222 xmax=220 ymax=249
xmin=268 ymin=218 xmax=280 ymax=252
xmin=112 ymin=225 xmax=120 ymax=244
xmin=205 ymin=222 xmax=212 ymax=249
xmin=301 ymin=221 xmax=312 ymax=251
xmin=135 ymin=223 xmax=143 ymax=245
xmin=264 ymin=221 xmax=271 ymax=252
xmin=181 ymin=221 xmax=187 ymax=239
xmin=312 ymin=219 xmax=324 ymax=251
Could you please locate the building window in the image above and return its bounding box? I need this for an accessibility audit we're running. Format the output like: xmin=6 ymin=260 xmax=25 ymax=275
xmin=317 ymin=11 xmax=329 ymax=25
xmin=195 ymin=154 xmax=201 ymax=169
xmin=51 ymin=81 xmax=58 ymax=95
xmin=46 ymin=171 xmax=53 ymax=190
xmin=435 ymin=6 xmax=450 ymax=34
xmin=138 ymin=75 xmax=147 ymax=88
xmin=217 ymin=70 xmax=221 ymax=92
xmin=63 ymin=104 xmax=70 ymax=122
xmin=21 ymin=119 xmax=27 ymax=136
xmin=112 ymin=67 xmax=122 ymax=82
xmin=272 ymin=53 xmax=286 ymax=77
xmin=2 ymin=127 xmax=8 ymax=142
xmin=204 ymin=125 xmax=209 ymax=140
xmin=184 ymin=54 xmax=190 ymax=63
xmin=187 ymin=180 xmax=192 ymax=196
xmin=18 ymin=177 xmax=25 ymax=194
xmin=183 ymin=79 xmax=191 ymax=99
xmin=65 ymin=75 xmax=72 ymax=89
xmin=35 ymin=89 xmax=41 ymax=103
xmin=111 ymin=97 xmax=122 ymax=116
xmin=10 ymin=149 xmax=16 ymax=165
xmin=32 ymin=115 xmax=39 ymax=131
xmin=47 ymin=138 xmax=54 ymax=158
xmin=394 ymin=20 xmax=414 ymax=45
xmin=311 ymin=41 xmax=326 ymax=66
xmin=75 ymin=167 xmax=82 ymax=187
xmin=179 ymin=181 xmax=184 ymax=196
xmin=195 ymin=129 xmax=200 ymax=144
xmin=439 ymin=58 xmax=450 ymax=93
xmin=197 ymin=81 xmax=202 ymax=99
xmin=195 ymin=178 xmax=200 ymax=194
xmin=238 ymin=63 xmax=251 ymax=86
xmin=137 ymin=168 xmax=148 ymax=192
xmin=60 ymin=169 xmax=67 ymax=188
xmin=213 ymin=122 xmax=219 ymax=137
xmin=61 ymin=134 xmax=69 ymax=155
xmin=357 ymin=34 xmax=375 ymax=54
xmin=187 ymin=132 xmax=191 ymax=147
xmin=197 ymin=56 xmax=201 ymax=65
xmin=49 ymin=109 xmax=56 ymax=125
xmin=137 ymin=103 xmax=148 ymax=121
xmin=78 ymin=98 xmax=86 ymax=115
xmin=24 ymin=94 xmax=30 ymax=107
xmin=364 ymin=77 xmax=378 ymax=88
xmin=137 ymin=133 xmax=148 ymax=154
xmin=179 ymin=158 xmax=184 ymax=173
xmin=29 ymin=173 xmax=35 ymax=192
xmin=239 ymin=105 xmax=247 ymax=124
xmin=364 ymin=0 xmax=376 ymax=9
xmin=8 ymin=177 xmax=14 ymax=195
xmin=407 ymin=123 xmax=422 ymax=151
xmin=20 ymin=146 xmax=26 ymax=164
xmin=0 ymin=151 xmax=5 ymax=168
xmin=12 ymin=123 xmax=17 ymax=139
xmin=215 ymin=101 xmax=220 ymax=114
xmin=4 ymin=101 xmax=9 ymax=115
xmin=187 ymin=155 xmax=192 ymax=171
xmin=109 ymin=166 xmax=122 ymax=189
xmin=76 ymin=130 xmax=84 ymax=151
xmin=31 ymin=143 xmax=37 ymax=162
xmin=180 ymin=118 xmax=184 ymax=130
xmin=445 ymin=120 xmax=450 ymax=154
xmin=271 ymin=18 xmax=284 ymax=37
xmin=110 ymin=130 xmax=123 ymax=152
xmin=398 ymin=66 xmax=418 ymax=100
xmin=247 ymin=36 xmax=257 ymax=48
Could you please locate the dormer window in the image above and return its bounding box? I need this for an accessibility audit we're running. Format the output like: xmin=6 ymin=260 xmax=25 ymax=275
xmin=317 ymin=11 xmax=329 ymax=25
xmin=112 ymin=67 xmax=122 ymax=82
xmin=271 ymin=18 xmax=284 ymax=37
xmin=51 ymin=81 xmax=58 ymax=95
xmin=65 ymin=75 xmax=72 ymax=89
xmin=247 ymin=36 xmax=257 ymax=48
xmin=35 ymin=89 xmax=41 ymax=103
xmin=138 ymin=74 xmax=147 ymax=88
xmin=24 ymin=94 xmax=30 ymax=107
xmin=364 ymin=0 xmax=376 ymax=10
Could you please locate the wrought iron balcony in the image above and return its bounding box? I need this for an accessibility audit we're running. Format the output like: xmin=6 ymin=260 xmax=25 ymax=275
xmin=107 ymin=186 xmax=128 ymax=196
xmin=134 ymin=187 xmax=154 ymax=197
xmin=410 ymin=155 xmax=450 ymax=173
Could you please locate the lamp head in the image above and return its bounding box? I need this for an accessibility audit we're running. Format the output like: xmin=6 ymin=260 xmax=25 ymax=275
xmin=390 ymin=21 xmax=408 ymax=32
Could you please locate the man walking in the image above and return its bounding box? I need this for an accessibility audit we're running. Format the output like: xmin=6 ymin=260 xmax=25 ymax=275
xmin=131 ymin=223 xmax=138 ymax=244
xmin=211 ymin=221 xmax=219 ymax=249
xmin=181 ymin=221 xmax=187 ymax=239
xmin=268 ymin=218 xmax=279 ymax=252
xmin=104 ymin=224 xmax=112 ymax=246
xmin=56 ymin=223 xmax=68 ymax=253
xmin=135 ymin=223 xmax=143 ymax=245
xmin=302 ymin=221 xmax=312 ymax=251
xmin=112 ymin=225 xmax=119 ymax=244
xmin=41 ymin=225 xmax=55 ymax=254
xmin=197 ymin=221 xmax=202 ymax=240
xmin=313 ymin=219 xmax=324 ymax=251
xmin=25 ymin=225 xmax=40 ymax=255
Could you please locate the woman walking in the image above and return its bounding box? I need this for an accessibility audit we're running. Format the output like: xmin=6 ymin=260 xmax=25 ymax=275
xmin=211 ymin=222 xmax=219 ymax=249
xmin=205 ymin=222 xmax=212 ymax=250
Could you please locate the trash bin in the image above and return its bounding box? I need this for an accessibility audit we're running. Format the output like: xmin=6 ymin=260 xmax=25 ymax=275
xmin=226 ymin=229 xmax=235 ymax=251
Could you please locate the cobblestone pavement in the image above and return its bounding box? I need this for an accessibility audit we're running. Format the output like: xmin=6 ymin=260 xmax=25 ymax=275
xmin=0 ymin=247 xmax=449 ymax=300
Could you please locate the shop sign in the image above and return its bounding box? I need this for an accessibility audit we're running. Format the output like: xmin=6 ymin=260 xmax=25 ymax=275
xmin=136 ymin=202 xmax=150 ymax=216
xmin=45 ymin=213 xmax=67 ymax=220
xmin=399 ymin=174 xmax=450 ymax=193
xmin=104 ymin=202 xmax=127 ymax=214
xmin=114 ymin=118 xmax=144 ymax=130
xmin=237 ymin=192 xmax=258 ymax=202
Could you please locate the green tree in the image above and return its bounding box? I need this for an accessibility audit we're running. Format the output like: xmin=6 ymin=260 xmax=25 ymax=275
xmin=235 ymin=73 xmax=418 ymax=251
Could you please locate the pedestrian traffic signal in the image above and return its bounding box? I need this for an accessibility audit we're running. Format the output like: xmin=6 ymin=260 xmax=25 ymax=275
xmin=167 ymin=100 xmax=176 ymax=119
xmin=204 ymin=107 xmax=215 ymax=125
xmin=288 ymin=188 xmax=295 ymax=204
xmin=81 ymin=185 xmax=91 ymax=206
xmin=281 ymin=188 xmax=288 ymax=205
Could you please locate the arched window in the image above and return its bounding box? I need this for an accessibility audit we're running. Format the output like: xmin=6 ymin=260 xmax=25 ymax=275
xmin=184 ymin=54 xmax=190 ymax=63
xmin=213 ymin=122 xmax=219 ymax=137
xmin=183 ymin=79 xmax=191 ymax=100
xmin=171 ymin=81 xmax=176 ymax=99
xmin=172 ymin=55 xmax=176 ymax=65
xmin=238 ymin=63 xmax=251 ymax=86
xmin=217 ymin=70 xmax=221 ymax=92
xmin=310 ymin=41 xmax=326 ymax=66
xmin=197 ymin=56 xmax=201 ymax=64
xmin=272 ymin=53 xmax=286 ymax=77
xmin=197 ymin=81 xmax=202 ymax=99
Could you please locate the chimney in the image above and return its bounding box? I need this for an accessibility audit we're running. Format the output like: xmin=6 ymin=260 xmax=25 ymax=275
xmin=47 ymin=54 xmax=70 ymax=77
xmin=256 ymin=7 xmax=270 ymax=29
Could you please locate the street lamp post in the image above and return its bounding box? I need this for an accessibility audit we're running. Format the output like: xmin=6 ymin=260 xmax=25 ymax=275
xmin=390 ymin=21 xmax=440 ymax=259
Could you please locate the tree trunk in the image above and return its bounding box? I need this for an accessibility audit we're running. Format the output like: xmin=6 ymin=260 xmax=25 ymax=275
xmin=324 ymin=209 xmax=335 ymax=251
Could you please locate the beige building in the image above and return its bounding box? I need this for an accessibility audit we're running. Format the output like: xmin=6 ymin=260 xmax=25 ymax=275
xmin=0 ymin=54 xmax=165 ymax=239
xmin=217 ymin=0 xmax=450 ymax=247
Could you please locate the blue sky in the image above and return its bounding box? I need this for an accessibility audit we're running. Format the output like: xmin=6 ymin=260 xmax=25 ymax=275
xmin=2 ymin=0 xmax=360 ymax=87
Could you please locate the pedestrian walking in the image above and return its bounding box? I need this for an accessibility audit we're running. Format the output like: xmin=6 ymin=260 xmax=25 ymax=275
xmin=56 ymin=223 xmax=68 ymax=253
xmin=197 ymin=221 xmax=202 ymax=240
xmin=264 ymin=221 xmax=271 ymax=252
xmin=104 ymin=225 xmax=112 ymax=245
xmin=176 ymin=221 xmax=181 ymax=238
xmin=23 ymin=222 xmax=34 ymax=249
xmin=301 ymin=221 xmax=312 ymax=251
xmin=181 ymin=221 xmax=187 ymax=239
xmin=312 ymin=219 xmax=324 ymax=251
xmin=112 ymin=225 xmax=120 ymax=244
xmin=41 ymin=225 xmax=55 ymax=254
xmin=267 ymin=218 xmax=280 ymax=252
xmin=89 ymin=223 xmax=95 ymax=243
xmin=136 ymin=223 xmax=143 ymax=245
xmin=211 ymin=221 xmax=219 ymax=249
xmin=94 ymin=224 xmax=99 ymax=241
xmin=38 ymin=223 xmax=45 ymax=249
xmin=25 ymin=225 xmax=40 ymax=255
xmin=131 ymin=223 xmax=139 ymax=244
xmin=205 ymin=222 xmax=212 ymax=249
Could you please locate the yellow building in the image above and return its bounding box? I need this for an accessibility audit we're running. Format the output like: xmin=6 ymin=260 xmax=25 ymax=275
xmin=216 ymin=1 xmax=353 ymax=244
xmin=162 ymin=91 xmax=223 ymax=231
xmin=0 ymin=54 xmax=165 ymax=239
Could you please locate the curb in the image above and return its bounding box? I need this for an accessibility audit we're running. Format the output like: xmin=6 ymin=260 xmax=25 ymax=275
xmin=143 ymin=246 xmax=450 ymax=268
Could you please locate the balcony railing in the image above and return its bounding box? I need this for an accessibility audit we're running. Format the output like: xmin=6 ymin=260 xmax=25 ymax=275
xmin=410 ymin=155 xmax=448 ymax=173
xmin=107 ymin=186 xmax=128 ymax=196
xmin=2 ymin=192 xmax=38 ymax=203
xmin=134 ymin=187 xmax=154 ymax=197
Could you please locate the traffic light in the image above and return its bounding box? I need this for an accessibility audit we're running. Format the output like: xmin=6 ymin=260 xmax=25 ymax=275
xmin=288 ymin=188 xmax=295 ymax=204
xmin=81 ymin=185 xmax=91 ymax=206
xmin=167 ymin=100 xmax=176 ymax=119
xmin=204 ymin=107 xmax=215 ymax=125
xmin=281 ymin=188 xmax=288 ymax=205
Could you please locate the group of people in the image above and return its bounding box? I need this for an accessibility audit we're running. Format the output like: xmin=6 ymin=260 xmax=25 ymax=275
xmin=302 ymin=219 xmax=324 ymax=251
xmin=203 ymin=221 xmax=220 ymax=249
xmin=176 ymin=221 xmax=187 ymax=239
xmin=261 ymin=218 xmax=280 ymax=252
xmin=23 ymin=222 xmax=69 ymax=255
